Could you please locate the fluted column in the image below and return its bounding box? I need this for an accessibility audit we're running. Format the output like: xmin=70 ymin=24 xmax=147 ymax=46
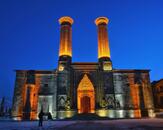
xmin=95 ymin=17 xmax=111 ymax=59
xmin=58 ymin=16 xmax=73 ymax=58
xmin=95 ymin=17 xmax=112 ymax=70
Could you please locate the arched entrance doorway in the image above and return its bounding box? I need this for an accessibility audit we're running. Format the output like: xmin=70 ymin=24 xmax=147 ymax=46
xmin=81 ymin=96 xmax=90 ymax=113
xmin=77 ymin=74 xmax=95 ymax=113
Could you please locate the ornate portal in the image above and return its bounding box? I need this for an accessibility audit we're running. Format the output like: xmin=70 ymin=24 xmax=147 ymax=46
xmin=77 ymin=74 xmax=95 ymax=113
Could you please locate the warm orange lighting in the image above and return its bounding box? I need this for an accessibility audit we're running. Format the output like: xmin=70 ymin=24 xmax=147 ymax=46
xmin=58 ymin=64 xmax=64 ymax=71
xmin=20 ymin=75 xmax=41 ymax=120
xmin=95 ymin=17 xmax=109 ymax=25
xmin=95 ymin=17 xmax=111 ymax=59
xmin=58 ymin=16 xmax=73 ymax=57
xmin=132 ymin=84 xmax=140 ymax=109
xmin=128 ymin=76 xmax=141 ymax=118
xmin=22 ymin=84 xmax=37 ymax=120
xmin=77 ymin=74 xmax=95 ymax=113
xmin=59 ymin=16 xmax=74 ymax=25
xmin=134 ymin=110 xmax=141 ymax=118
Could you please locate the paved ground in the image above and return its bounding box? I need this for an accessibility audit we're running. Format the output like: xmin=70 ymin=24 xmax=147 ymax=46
xmin=0 ymin=118 xmax=163 ymax=130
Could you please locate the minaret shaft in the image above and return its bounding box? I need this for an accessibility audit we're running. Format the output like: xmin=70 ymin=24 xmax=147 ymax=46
xmin=59 ymin=24 xmax=72 ymax=57
xmin=95 ymin=17 xmax=111 ymax=59
xmin=97 ymin=24 xmax=110 ymax=58
xmin=95 ymin=17 xmax=112 ymax=70
xmin=58 ymin=16 xmax=73 ymax=57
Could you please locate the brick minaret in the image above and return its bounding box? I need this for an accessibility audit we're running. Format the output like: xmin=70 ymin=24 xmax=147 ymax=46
xmin=58 ymin=16 xmax=73 ymax=64
xmin=57 ymin=17 xmax=73 ymax=113
xmin=95 ymin=17 xmax=112 ymax=70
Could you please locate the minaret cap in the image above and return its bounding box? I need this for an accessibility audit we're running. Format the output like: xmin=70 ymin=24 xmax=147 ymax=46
xmin=95 ymin=17 xmax=109 ymax=25
xmin=59 ymin=16 xmax=74 ymax=25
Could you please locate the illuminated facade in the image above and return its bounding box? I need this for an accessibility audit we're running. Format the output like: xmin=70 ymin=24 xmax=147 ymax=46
xmin=12 ymin=16 xmax=155 ymax=120
xmin=152 ymin=79 xmax=163 ymax=109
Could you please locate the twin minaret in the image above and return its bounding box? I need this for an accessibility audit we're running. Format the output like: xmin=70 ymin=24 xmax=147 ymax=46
xmin=58 ymin=16 xmax=73 ymax=57
xmin=58 ymin=16 xmax=112 ymax=70
xmin=95 ymin=17 xmax=111 ymax=59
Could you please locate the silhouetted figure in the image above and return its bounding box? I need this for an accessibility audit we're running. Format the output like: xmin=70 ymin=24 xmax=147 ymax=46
xmin=0 ymin=97 xmax=5 ymax=116
xmin=47 ymin=112 xmax=52 ymax=120
xmin=38 ymin=110 xmax=44 ymax=127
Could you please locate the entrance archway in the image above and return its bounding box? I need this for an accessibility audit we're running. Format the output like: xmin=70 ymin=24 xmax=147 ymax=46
xmin=77 ymin=74 xmax=95 ymax=113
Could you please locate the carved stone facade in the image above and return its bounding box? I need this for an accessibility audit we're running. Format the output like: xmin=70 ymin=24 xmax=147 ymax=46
xmin=11 ymin=66 xmax=155 ymax=120
xmin=11 ymin=16 xmax=155 ymax=120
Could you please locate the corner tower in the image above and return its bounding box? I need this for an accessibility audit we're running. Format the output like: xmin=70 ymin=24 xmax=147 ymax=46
xmin=95 ymin=17 xmax=112 ymax=70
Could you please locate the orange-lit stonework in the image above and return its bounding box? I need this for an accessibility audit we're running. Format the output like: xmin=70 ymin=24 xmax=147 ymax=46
xmin=58 ymin=16 xmax=73 ymax=57
xmin=128 ymin=74 xmax=141 ymax=118
xmin=12 ymin=16 xmax=155 ymax=120
xmin=95 ymin=17 xmax=111 ymax=59
xmin=152 ymin=79 xmax=163 ymax=109
xmin=77 ymin=74 xmax=95 ymax=113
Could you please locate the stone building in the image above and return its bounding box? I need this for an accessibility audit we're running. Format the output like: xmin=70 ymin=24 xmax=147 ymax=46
xmin=152 ymin=79 xmax=163 ymax=110
xmin=12 ymin=16 xmax=155 ymax=120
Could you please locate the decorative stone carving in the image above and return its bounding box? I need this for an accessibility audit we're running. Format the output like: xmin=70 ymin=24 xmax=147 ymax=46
xmin=64 ymin=97 xmax=71 ymax=110
xmin=58 ymin=96 xmax=66 ymax=107
xmin=100 ymin=97 xmax=108 ymax=109
xmin=106 ymin=95 xmax=114 ymax=108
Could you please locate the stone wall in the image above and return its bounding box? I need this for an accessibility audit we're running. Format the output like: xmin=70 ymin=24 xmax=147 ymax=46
xmin=12 ymin=71 xmax=26 ymax=120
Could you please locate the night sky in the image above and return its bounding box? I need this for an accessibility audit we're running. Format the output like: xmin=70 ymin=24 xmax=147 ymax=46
xmin=0 ymin=0 xmax=163 ymax=101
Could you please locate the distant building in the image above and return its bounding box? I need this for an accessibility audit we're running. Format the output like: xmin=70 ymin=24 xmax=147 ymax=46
xmin=0 ymin=97 xmax=11 ymax=117
xmin=12 ymin=16 xmax=155 ymax=120
xmin=152 ymin=79 xmax=163 ymax=110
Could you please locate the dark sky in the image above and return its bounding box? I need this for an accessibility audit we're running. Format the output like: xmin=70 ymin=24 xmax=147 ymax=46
xmin=0 ymin=0 xmax=163 ymax=100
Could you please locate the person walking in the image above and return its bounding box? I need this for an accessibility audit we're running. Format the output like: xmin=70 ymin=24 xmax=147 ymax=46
xmin=47 ymin=112 xmax=52 ymax=120
xmin=47 ymin=112 xmax=53 ymax=127
xmin=38 ymin=110 xmax=44 ymax=127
